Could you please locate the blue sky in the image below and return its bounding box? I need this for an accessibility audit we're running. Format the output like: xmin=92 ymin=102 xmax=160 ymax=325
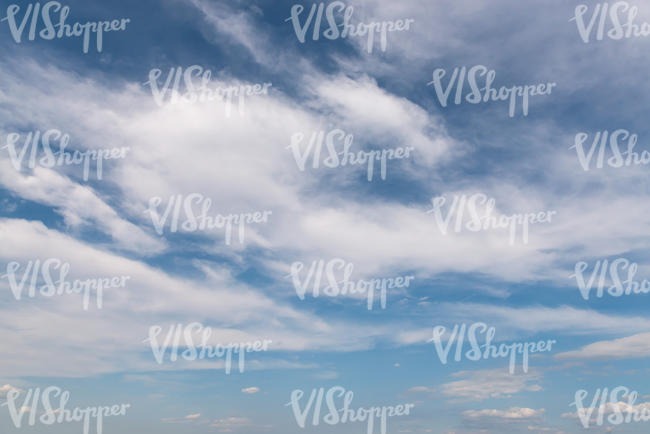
xmin=1 ymin=0 xmax=650 ymax=433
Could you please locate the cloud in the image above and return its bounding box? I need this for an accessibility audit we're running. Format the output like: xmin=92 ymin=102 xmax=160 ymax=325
xmin=0 ymin=218 xmax=407 ymax=377
xmin=440 ymin=368 xmax=543 ymax=402
xmin=562 ymin=400 xmax=650 ymax=428
xmin=2 ymin=1 xmax=650 ymax=433
xmin=163 ymin=413 xmax=266 ymax=432
xmin=162 ymin=414 xmax=203 ymax=424
xmin=211 ymin=416 xmax=264 ymax=433
xmin=459 ymin=403 xmax=557 ymax=433
xmin=421 ymin=304 xmax=650 ymax=340
xmin=187 ymin=0 xmax=293 ymax=72
xmin=555 ymin=332 xmax=650 ymax=360
xmin=0 ymin=161 xmax=165 ymax=255
xmin=313 ymin=370 xmax=339 ymax=380
xmin=0 ymin=54 xmax=587 ymax=285
xmin=310 ymin=73 xmax=460 ymax=167
xmin=241 ymin=387 xmax=260 ymax=394
xmin=1 ymin=0 xmax=650 ymax=406
xmin=0 ymin=384 xmax=20 ymax=400
xmin=393 ymin=303 xmax=650 ymax=354
xmin=463 ymin=407 xmax=545 ymax=420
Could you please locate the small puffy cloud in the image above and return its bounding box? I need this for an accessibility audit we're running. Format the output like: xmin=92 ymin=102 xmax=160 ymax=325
xmin=0 ymin=384 xmax=20 ymax=399
xmin=441 ymin=368 xmax=542 ymax=402
xmin=241 ymin=387 xmax=260 ymax=394
xmin=162 ymin=413 xmax=203 ymax=424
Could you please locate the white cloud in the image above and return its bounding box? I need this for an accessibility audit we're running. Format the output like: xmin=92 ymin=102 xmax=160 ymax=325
xmin=0 ymin=56 xmax=573 ymax=284
xmin=210 ymin=416 xmax=258 ymax=432
xmin=241 ymin=387 xmax=260 ymax=394
xmin=463 ymin=407 xmax=545 ymax=420
xmin=562 ymin=400 xmax=650 ymax=427
xmin=441 ymin=368 xmax=542 ymax=402
xmin=556 ymin=332 xmax=650 ymax=360
xmin=0 ymin=218 xmax=404 ymax=377
xmin=0 ymin=162 xmax=165 ymax=254
xmin=433 ymin=304 xmax=650 ymax=339
xmin=2 ymin=7 xmax=650 ymax=388
xmin=311 ymin=73 xmax=460 ymax=167
xmin=0 ymin=384 xmax=20 ymax=400
xmin=394 ymin=303 xmax=650 ymax=352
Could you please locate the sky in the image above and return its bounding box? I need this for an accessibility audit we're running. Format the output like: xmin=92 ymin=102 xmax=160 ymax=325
xmin=1 ymin=0 xmax=650 ymax=433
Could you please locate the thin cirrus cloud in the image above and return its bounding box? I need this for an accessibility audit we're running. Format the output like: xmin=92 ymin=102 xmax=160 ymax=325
xmin=462 ymin=407 xmax=545 ymax=420
xmin=555 ymin=332 xmax=650 ymax=361
xmin=0 ymin=1 xmax=648 ymax=433
xmin=0 ymin=218 xmax=401 ymax=377
xmin=440 ymin=368 xmax=543 ymax=402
